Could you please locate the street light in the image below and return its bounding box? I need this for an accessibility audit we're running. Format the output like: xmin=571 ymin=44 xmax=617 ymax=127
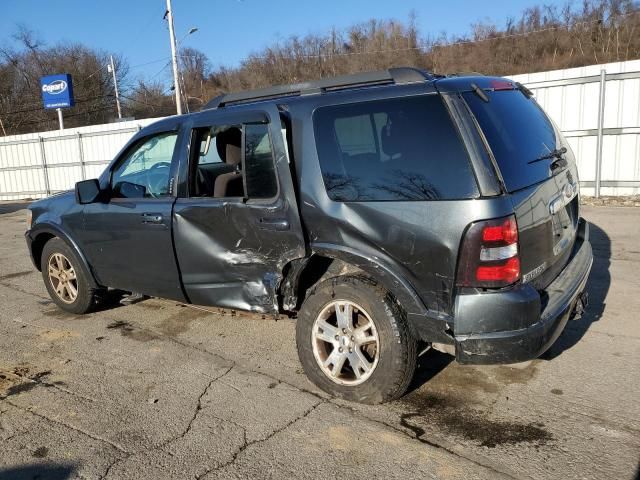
xmin=165 ymin=0 xmax=197 ymax=115
xmin=181 ymin=27 xmax=198 ymax=42
xmin=176 ymin=27 xmax=198 ymax=114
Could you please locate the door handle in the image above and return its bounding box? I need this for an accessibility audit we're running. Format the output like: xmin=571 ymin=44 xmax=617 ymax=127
xmin=141 ymin=213 xmax=164 ymax=224
xmin=258 ymin=218 xmax=290 ymax=231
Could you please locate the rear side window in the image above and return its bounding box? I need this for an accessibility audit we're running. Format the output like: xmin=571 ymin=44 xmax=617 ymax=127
xmin=313 ymin=95 xmax=478 ymax=201
xmin=187 ymin=124 xmax=278 ymax=199
xmin=463 ymin=90 xmax=558 ymax=192
xmin=244 ymin=124 xmax=278 ymax=199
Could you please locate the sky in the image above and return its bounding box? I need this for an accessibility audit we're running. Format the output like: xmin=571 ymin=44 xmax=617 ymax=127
xmin=2 ymin=0 xmax=565 ymax=87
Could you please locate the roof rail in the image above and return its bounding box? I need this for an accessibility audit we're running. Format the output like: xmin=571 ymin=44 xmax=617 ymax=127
xmin=204 ymin=67 xmax=434 ymax=110
xmin=448 ymin=72 xmax=485 ymax=77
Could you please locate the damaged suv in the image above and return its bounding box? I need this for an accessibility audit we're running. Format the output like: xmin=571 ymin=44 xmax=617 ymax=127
xmin=26 ymin=68 xmax=592 ymax=403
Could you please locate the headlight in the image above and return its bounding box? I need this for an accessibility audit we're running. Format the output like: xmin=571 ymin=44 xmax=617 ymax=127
xmin=26 ymin=210 xmax=33 ymax=230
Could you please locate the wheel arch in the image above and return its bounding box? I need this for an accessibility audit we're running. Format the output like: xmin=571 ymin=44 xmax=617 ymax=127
xmin=28 ymin=224 xmax=99 ymax=289
xmin=280 ymin=244 xmax=454 ymax=344
xmin=280 ymin=244 xmax=426 ymax=315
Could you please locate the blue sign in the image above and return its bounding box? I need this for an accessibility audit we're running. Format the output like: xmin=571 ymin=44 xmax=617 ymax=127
xmin=41 ymin=74 xmax=75 ymax=109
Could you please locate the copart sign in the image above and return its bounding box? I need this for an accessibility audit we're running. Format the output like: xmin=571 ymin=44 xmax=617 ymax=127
xmin=41 ymin=74 xmax=75 ymax=109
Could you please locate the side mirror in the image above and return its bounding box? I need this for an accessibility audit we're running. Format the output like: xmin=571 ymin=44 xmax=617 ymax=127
xmin=75 ymin=179 xmax=101 ymax=204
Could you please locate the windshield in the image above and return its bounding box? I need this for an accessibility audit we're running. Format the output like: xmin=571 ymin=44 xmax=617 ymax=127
xmin=463 ymin=89 xmax=559 ymax=192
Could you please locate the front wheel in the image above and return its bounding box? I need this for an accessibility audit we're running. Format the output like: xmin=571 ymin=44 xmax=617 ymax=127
xmin=41 ymin=238 xmax=97 ymax=314
xmin=296 ymin=276 xmax=417 ymax=404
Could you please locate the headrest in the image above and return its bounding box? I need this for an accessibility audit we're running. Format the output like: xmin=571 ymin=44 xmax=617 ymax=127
xmin=216 ymin=127 xmax=242 ymax=161
xmin=381 ymin=112 xmax=412 ymax=157
xmin=226 ymin=144 xmax=241 ymax=166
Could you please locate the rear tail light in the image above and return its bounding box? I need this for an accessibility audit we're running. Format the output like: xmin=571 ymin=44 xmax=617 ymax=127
xmin=456 ymin=215 xmax=520 ymax=288
xmin=489 ymin=80 xmax=516 ymax=91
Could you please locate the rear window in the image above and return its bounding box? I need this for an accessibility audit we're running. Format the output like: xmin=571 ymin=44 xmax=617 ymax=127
xmin=313 ymin=95 xmax=478 ymax=201
xmin=463 ymin=90 xmax=558 ymax=192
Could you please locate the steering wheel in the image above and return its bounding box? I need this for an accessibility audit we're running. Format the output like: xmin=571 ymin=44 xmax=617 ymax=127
xmin=144 ymin=162 xmax=171 ymax=198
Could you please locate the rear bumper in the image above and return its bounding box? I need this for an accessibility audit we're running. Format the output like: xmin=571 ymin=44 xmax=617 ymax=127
xmin=454 ymin=218 xmax=593 ymax=364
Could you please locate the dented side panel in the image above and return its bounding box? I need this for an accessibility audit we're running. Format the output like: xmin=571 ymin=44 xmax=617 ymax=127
xmin=173 ymin=104 xmax=306 ymax=313
xmin=287 ymin=90 xmax=515 ymax=320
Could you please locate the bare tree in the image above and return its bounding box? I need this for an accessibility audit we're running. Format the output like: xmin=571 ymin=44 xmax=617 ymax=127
xmin=0 ymin=27 xmax=128 ymax=134
xmin=2 ymin=0 xmax=639 ymax=133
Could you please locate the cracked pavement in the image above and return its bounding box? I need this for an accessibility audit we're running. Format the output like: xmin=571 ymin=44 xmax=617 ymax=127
xmin=0 ymin=203 xmax=638 ymax=479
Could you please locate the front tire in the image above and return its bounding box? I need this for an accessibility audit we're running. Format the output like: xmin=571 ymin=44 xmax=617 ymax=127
xmin=41 ymin=238 xmax=97 ymax=314
xmin=296 ymin=276 xmax=417 ymax=404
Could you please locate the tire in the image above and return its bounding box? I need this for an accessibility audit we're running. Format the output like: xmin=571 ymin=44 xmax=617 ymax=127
xmin=41 ymin=238 xmax=97 ymax=314
xmin=296 ymin=276 xmax=417 ymax=404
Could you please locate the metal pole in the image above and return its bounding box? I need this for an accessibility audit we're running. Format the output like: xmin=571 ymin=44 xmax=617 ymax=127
xmin=166 ymin=0 xmax=183 ymax=115
xmin=109 ymin=55 xmax=122 ymax=119
xmin=595 ymin=68 xmax=606 ymax=198
xmin=56 ymin=108 xmax=64 ymax=130
xmin=0 ymin=117 xmax=6 ymax=136
xmin=77 ymin=133 xmax=86 ymax=180
xmin=38 ymin=136 xmax=51 ymax=195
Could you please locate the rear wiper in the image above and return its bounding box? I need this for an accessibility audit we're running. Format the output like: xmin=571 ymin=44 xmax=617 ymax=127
xmin=549 ymin=156 xmax=568 ymax=171
xmin=470 ymin=83 xmax=489 ymax=103
xmin=516 ymin=82 xmax=533 ymax=99
xmin=527 ymin=146 xmax=567 ymax=164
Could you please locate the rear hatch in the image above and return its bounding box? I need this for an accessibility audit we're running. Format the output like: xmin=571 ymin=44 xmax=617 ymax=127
xmin=462 ymin=81 xmax=580 ymax=289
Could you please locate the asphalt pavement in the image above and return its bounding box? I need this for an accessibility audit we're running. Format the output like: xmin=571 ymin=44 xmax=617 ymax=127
xmin=0 ymin=202 xmax=638 ymax=479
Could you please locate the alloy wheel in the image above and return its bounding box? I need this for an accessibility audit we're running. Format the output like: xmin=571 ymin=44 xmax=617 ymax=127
xmin=47 ymin=253 xmax=78 ymax=304
xmin=311 ymin=300 xmax=380 ymax=385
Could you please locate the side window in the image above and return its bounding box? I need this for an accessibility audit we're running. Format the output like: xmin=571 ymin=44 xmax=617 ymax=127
xmin=111 ymin=132 xmax=177 ymax=199
xmin=188 ymin=123 xmax=278 ymax=200
xmin=313 ymin=95 xmax=479 ymax=202
xmin=244 ymin=124 xmax=277 ymax=199
xmin=189 ymin=125 xmax=243 ymax=198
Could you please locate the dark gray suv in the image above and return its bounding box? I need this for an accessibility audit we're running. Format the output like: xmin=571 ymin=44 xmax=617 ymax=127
xmin=25 ymin=68 xmax=592 ymax=404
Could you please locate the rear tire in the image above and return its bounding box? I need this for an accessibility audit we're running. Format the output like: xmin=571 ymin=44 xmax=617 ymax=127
xmin=296 ymin=276 xmax=417 ymax=404
xmin=41 ymin=238 xmax=97 ymax=314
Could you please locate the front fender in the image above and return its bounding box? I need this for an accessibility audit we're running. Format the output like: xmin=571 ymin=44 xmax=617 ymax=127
xmin=26 ymin=223 xmax=100 ymax=289
xmin=311 ymin=242 xmax=453 ymax=343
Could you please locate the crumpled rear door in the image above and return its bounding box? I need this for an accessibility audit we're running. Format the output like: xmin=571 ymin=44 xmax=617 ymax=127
xmin=173 ymin=105 xmax=305 ymax=312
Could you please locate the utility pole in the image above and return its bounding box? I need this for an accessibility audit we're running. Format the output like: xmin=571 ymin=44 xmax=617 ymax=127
xmin=166 ymin=0 xmax=182 ymax=115
xmin=108 ymin=55 xmax=122 ymax=119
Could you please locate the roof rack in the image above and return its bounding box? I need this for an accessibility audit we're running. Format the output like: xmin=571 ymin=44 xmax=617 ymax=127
xmin=447 ymin=72 xmax=485 ymax=77
xmin=204 ymin=67 xmax=435 ymax=110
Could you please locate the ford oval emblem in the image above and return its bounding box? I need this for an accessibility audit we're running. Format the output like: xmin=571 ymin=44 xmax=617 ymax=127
xmin=42 ymin=80 xmax=68 ymax=95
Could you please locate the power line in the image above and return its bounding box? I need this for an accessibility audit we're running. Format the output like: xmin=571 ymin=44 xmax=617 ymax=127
xmin=148 ymin=60 xmax=172 ymax=81
xmin=0 ymin=95 xmax=113 ymax=116
xmin=118 ymin=92 xmax=167 ymax=109
xmin=233 ymin=9 xmax=640 ymax=61
xmin=128 ymin=56 xmax=171 ymax=71
xmin=9 ymin=105 xmax=114 ymax=128
xmin=430 ymin=9 xmax=640 ymax=49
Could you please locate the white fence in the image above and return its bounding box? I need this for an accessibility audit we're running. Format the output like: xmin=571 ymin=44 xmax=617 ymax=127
xmin=509 ymin=59 xmax=640 ymax=197
xmin=1 ymin=59 xmax=640 ymax=200
xmin=0 ymin=118 xmax=162 ymax=201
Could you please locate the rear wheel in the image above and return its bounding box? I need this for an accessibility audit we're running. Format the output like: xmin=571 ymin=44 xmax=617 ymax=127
xmin=296 ymin=276 xmax=417 ymax=404
xmin=41 ymin=238 xmax=97 ymax=314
